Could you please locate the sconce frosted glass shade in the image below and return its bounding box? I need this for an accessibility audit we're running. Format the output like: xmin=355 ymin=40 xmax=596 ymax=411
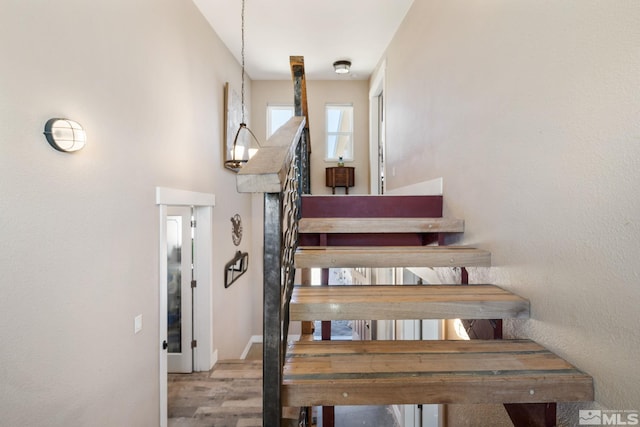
xmin=333 ymin=60 xmax=351 ymax=74
xmin=44 ymin=118 xmax=86 ymax=152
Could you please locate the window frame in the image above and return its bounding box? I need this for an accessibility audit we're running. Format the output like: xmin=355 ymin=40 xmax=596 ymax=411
xmin=325 ymin=103 xmax=354 ymax=162
xmin=266 ymin=104 xmax=295 ymax=139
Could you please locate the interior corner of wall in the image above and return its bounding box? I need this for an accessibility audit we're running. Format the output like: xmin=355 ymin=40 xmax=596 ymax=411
xmin=369 ymin=58 xmax=387 ymax=97
xmin=387 ymin=177 xmax=444 ymax=196
xmin=210 ymin=349 xmax=218 ymax=369
xmin=435 ymin=177 xmax=443 ymax=194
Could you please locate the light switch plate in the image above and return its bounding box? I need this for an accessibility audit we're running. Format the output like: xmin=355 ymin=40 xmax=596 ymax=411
xmin=134 ymin=314 xmax=143 ymax=334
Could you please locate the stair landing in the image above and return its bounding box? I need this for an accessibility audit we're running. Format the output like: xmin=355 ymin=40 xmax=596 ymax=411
xmin=282 ymin=339 xmax=593 ymax=407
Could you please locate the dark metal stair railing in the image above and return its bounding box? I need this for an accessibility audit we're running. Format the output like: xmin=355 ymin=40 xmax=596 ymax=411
xmin=236 ymin=117 xmax=308 ymax=427
xmin=236 ymin=116 xmax=307 ymax=427
xmin=263 ymin=159 xmax=300 ymax=427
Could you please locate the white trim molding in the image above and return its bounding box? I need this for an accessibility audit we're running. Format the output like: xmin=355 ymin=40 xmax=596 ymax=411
xmin=156 ymin=187 xmax=216 ymax=207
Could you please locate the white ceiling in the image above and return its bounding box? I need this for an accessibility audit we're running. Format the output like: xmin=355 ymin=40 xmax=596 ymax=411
xmin=193 ymin=0 xmax=414 ymax=81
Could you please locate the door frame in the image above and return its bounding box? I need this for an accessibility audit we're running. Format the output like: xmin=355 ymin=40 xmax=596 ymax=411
xmin=369 ymin=59 xmax=386 ymax=194
xmin=156 ymin=187 xmax=215 ymax=427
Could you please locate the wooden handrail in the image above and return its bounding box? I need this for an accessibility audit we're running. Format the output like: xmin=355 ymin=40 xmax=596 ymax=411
xmin=236 ymin=116 xmax=306 ymax=193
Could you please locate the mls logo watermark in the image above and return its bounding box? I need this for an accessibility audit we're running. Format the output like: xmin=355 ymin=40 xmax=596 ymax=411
xmin=579 ymin=410 xmax=639 ymax=426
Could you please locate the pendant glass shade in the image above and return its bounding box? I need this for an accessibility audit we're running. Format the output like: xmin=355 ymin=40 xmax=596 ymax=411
xmin=224 ymin=123 xmax=260 ymax=172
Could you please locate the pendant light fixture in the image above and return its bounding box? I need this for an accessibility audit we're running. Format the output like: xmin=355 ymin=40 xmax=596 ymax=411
xmin=225 ymin=0 xmax=260 ymax=172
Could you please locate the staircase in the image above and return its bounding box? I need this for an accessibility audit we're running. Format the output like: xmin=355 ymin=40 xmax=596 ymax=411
xmin=283 ymin=194 xmax=593 ymax=426
xmin=235 ymin=117 xmax=593 ymax=427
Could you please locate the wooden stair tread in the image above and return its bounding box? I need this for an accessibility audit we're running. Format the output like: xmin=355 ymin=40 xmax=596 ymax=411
xmin=282 ymin=340 xmax=593 ymax=407
xmin=299 ymin=217 xmax=464 ymax=234
xmin=294 ymin=246 xmax=491 ymax=268
xmin=290 ymin=284 xmax=529 ymax=320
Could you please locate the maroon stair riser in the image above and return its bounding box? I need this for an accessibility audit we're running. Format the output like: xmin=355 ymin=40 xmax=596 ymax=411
xmin=301 ymin=195 xmax=443 ymax=218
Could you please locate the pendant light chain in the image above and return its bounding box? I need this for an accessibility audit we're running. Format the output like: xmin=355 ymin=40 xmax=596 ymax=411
xmin=240 ymin=0 xmax=247 ymax=124
xmin=225 ymin=0 xmax=260 ymax=171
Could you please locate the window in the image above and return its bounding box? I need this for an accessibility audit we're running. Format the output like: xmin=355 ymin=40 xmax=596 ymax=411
xmin=326 ymin=104 xmax=354 ymax=161
xmin=266 ymin=104 xmax=295 ymax=139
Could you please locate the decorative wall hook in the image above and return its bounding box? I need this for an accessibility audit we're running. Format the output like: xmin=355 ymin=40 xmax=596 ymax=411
xmin=224 ymin=251 xmax=249 ymax=288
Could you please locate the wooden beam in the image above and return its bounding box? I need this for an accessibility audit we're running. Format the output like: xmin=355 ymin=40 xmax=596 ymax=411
xmin=290 ymin=56 xmax=310 ymax=151
xmin=236 ymin=116 xmax=305 ymax=193
xmin=290 ymin=56 xmax=311 ymax=193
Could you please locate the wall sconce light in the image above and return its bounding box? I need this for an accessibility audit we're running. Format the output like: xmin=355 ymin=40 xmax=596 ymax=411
xmin=43 ymin=118 xmax=86 ymax=152
xmin=333 ymin=60 xmax=351 ymax=74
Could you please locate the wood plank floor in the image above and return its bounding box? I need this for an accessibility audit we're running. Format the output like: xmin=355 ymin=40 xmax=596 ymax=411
xmin=168 ymin=344 xmax=399 ymax=427
xmin=169 ymin=360 xmax=263 ymax=427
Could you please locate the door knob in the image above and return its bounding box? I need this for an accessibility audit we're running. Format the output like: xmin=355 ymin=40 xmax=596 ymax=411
xmin=162 ymin=340 xmax=168 ymax=350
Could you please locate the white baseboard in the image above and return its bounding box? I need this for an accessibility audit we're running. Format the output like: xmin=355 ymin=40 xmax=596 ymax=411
xmin=239 ymin=334 xmax=303 ymax=360
xmin=240 ymin=335 xmax=263 ymax=360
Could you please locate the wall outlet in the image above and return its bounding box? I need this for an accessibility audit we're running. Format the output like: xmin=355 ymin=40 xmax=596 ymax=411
xmin=134 ymin=314 xmax=143 ymax=334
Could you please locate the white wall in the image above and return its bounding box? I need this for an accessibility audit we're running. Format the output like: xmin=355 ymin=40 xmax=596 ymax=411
xmin=0 ymin=1 xmax=261 ymax=425
xmin=379 ymin=0 xmax=640 ymax=424
xmin=252 ymin=80 xmax=370 ymax=195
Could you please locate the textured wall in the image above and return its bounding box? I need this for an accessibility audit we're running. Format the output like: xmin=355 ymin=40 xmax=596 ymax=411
xmin=0 ymin=0 xmax=259 ymax=425
xmin=380 ymin=0 xmax=640 ymax=424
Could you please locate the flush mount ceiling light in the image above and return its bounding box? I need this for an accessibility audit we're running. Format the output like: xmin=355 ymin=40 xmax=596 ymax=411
xmin=333 ymin=60 xmax=351 ymax=74
xmin=43 ymin=118 xmax=86 ymax=153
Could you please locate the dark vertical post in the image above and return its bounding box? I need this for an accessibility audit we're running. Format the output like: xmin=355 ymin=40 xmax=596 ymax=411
xmin=320 ymin=236 xmax=333 ymax=425
xmin=263 ymin=192 xmax=282 ymax=427
xmin=323 ymin=407 xmax=335 ymax=427
xmin=321 ymin=267 xmax=331 ymax=341
xmin=493 ymin=319 xmax=504 ymax=339
xmin=290 ymin=56 xmax=311 ymax=194
xmin=504 ymin=402 xmax=557 ymax=426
